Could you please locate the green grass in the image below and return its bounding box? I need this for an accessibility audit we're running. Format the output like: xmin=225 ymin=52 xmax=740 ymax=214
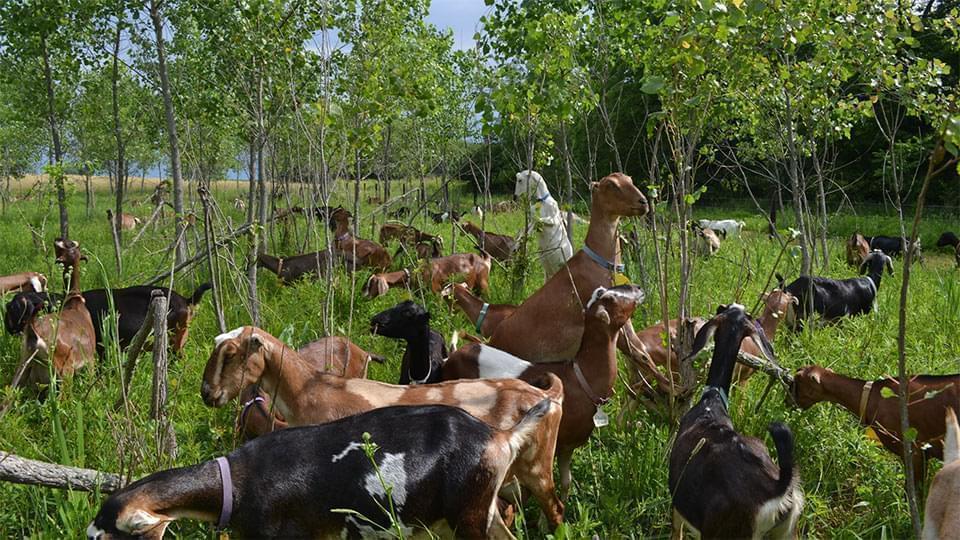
xmin=0 ymin=176 xmax=957 ymax=538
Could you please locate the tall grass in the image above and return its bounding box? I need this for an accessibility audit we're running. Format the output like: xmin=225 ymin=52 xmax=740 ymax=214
xmin=0 ymin=178 xmax=956 ymax=538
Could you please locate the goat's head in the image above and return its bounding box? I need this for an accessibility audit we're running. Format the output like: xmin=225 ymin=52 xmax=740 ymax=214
xmin=585 ymin=285 xmax=645 ymax=333
xmin=859 ymin=249 xmax=893 ymax=277
xmin=687 ymin=304 xmax=776 ymax=389
xmin=362 ymin=274 xmax=389 ymax=298
xmin=790 ymin=365 xmax=832 ymax=409
xmin=330 ymin=207 xmax=351 ymax=230
xmin=201 ymin=326 xmax=271 ymax=407
xmin=53 ymin=238 xmax=85 ymax=268
xmin=936 ymin=231 xmax=959 ymax=248
xmin=370 ymin=300 xmax=429 ymax=340
xmin=514 ymin=169 xmax=545 ymax=200
xmin=4 ymin=292 xmax=46 ymax=335
xmin=590 ymin=173 xmax=648 ymax=218
xmin=760 ymin=289 xmax=798 ymax=324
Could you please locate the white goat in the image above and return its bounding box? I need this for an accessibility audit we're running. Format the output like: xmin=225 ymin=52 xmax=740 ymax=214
xmin=515 ymin=170 xmax=573 ymax=277
xmin=698 ymin=218 xmax=746 ymax=238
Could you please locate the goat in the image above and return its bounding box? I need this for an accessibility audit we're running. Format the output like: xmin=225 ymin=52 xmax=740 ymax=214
xmin=4 ymin=291 xmax=61 ymax=335
xmin=429 ymin=209 xmax=461 ymax=223
xmin=361 ymin=269 xmax=411 ymax=298
xmin=697 ymin=218 xmax=745 ymax=238
xmin=424 ymin=252 xmax=491 ymax=294
xmin=864 ymin=234 xmax=920 ymax=258
xmin=492 ymin=200 xmax=516 ymax=213
xmin=442 ymin=285 xmax=644 ymax=498
xmin=257 ymin=250 xmax=351 ymax=283
xmin=0 ymin=271 xmax=46 ymax=295
xmin=461 ymin=221 xmax=518 ymax=262
xmin=201 ymin=326 xmax=565 ymax=528
xmin=19 ymin=239 xmax=97 ymax=391
xmin=329 ymin=208 xmax=393 ymax=270
xmin=442 ymin=283 xmax=516 ymax=337
xmin=370 ymin=300 xmax=448 ymax=385
xmin=106 ymin=209 xmax=140 ymax=231
xmin=791 ymin=365 xmax=959 ymax=484
xmin=691 ymin=223 xmax=721 ymax=256
xmin=845 ymin=232 xmax=871 ymax=266
xmin=381 ymin=222 xmax=443 ymax=260
xmin=232 ymin=197 xmax=245 ymax=211
xmin=238 ymin=336 xmax=385 ymax=440
xmin=670 ymin=304 xmax=803 ymax=539
xmin=79 ymin=284 xmax=211 ymax=356
xmin=923 ymin=408 xmax=960 ymax=539
xmin=778 ymin=249 xmax=893 ymax=330
xmin=88 ymin=402 xmax=554 ymax=539
xmin=936 ymin=231 xmax=959 ymax=250
xmin=515 ymin=169 xmax=573 ymax=276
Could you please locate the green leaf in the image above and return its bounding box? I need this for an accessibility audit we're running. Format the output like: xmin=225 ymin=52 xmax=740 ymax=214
xmin=880 ymin=387 xmax=896 ymax=399
xmin=904 ymin=427 xmax=918 ymax=442
xmin=641 ymin=76 xmax=667 ymax=94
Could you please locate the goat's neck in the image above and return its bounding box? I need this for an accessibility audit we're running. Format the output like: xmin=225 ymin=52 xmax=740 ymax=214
xmin=258 ymin=344 xmax=313 ymax=423
xmin=257 ymin=253 xmax=281 ymax=274
xmin=583 ymin=207 xmax=620 ymax=265
xmin=406 ymin=325 xmax=433 ymax=382
xmin=132 ymin=461 xmax=222 ymax=524
xmin=529 ymin=179 xmax=550 ymax=202
xmin=454 ymin=286 xmax=483 ymax=319
xmin=758 ymin=309 xmax=782 ymax=341
xmin=867 ymin=271 xmax=882 ymax=290
xmin=814 ymin=371 xmax=869 ymax=423
xmin=66 ymin=263 xmax=82 ymax=296
xmin=333 ymin=221 xmax=351 ymax=242
xmin=704 ymin=334 xmax=742 ymax=391
xmin=575 ymin=324 xmax=618 ymax=399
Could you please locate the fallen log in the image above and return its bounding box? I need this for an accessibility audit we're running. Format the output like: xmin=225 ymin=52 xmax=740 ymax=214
xmin=0 ymin=452 xmax=122 ymax=493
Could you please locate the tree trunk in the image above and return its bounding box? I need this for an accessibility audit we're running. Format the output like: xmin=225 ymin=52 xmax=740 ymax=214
xmin=41 ymin=35 xmax=68 ymax=239
xmin=111 ymin=18 xmax=126 ymax=274
xmin=561 ymin=121 xmax=574 ymax=244
xmin=783 ymin=86 xmax=811 ymax=277
xmin=0 ymin=452 xmax=122 ymax=493
xmin=150 ymin=0 xmax=186 ymax=264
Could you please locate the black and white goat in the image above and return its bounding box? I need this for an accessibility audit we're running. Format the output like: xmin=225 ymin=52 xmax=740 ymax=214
xmin=777 ymin=249 xmax=893 ymax=330
xmin=87 ymin=402 xmax=554 ymax=539
xmin=669 ymin=304 xmax=803 ymax=539
xmin=865 ymin=234 xmax=920 ymax=258
xmin=370 ymin=300 xmax=447 ymax=385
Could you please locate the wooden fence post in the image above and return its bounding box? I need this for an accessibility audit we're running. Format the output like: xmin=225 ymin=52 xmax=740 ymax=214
xmin=148 ymin=293 xmax=177 ymax=462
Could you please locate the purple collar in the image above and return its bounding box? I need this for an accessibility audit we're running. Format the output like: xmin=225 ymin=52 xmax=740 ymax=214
xmin=336 ymin=232 xmax=350 ymax=242
xmin=215 ymin=456 xmax=233 ymax=530
xmin=239 ymin=395 xmax=265 ymax=428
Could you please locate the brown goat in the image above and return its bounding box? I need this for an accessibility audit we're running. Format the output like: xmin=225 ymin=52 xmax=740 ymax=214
xmin=461 ymin=221 xmax=517 ymax=261
xmin=846 ymin=232 xmax=871 ymax=266
xmin=237 ymin=335 xmax=385 ymax=439
xmin=106 ymin=209 xmax=141 ymax=231
xmin=19 ymin=240 xmax=96 ymax=391
xmin=442 ymin=282 xmax=516 ymax=336
xmin=202 ymin=327 xmax=565 ymax=528
xmin=0 ymin=272 xmax=46 ymax=295
xmin=330 ymin=208 xmax=392 ymax=270
xmin=361 ymin=269 xmax=411 ymax=298
xmin=923 ymin=407 xmax=960 ymax=539
xmin=792 ymin=365 xmax=960 ymax=483
xmin=424 ymin=252 xmax=491 ymax=294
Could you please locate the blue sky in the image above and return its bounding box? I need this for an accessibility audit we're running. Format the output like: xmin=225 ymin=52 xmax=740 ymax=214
xmin=426 ymin=0 xmax=489 ymax=50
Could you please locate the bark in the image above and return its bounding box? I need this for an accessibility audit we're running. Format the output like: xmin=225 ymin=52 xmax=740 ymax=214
xmin=149 ymin=294 xmax=177 ymax=461
xmin=199 ymin=184 xmax=226 ymax=332
xmin=41 ymin=35 xmax=67 ymax=238
xmin=0 ymin=452 xmax=122 ymax=493
xmin=150 ymin=0 xmax=186 ymax=264
xmin=111 ymin=18 xmax=125 ymax=274
xmin=560 ymin=121 xmax=575 ymax=244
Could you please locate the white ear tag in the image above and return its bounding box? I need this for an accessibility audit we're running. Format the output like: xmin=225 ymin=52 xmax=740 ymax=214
xmin=593 ymin=406 xmax=609 ymax=428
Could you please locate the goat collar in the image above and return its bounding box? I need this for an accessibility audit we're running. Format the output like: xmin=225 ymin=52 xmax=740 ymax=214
xmin=573 ymin=361 xmax=609 ymax=406
xmin=336 ymin=232 xmax=350 ymax=243
xmin=702 ymin=385 xmax=729 ymax=410
xmin=536 ymin=192 xmax=552 ymax=203
xmin=859 ymin=380 xmax=874 ymax=422
xmin=476 ymin=303 xmax=490 ymax=333
xmin=215 ymin=456 xmax=233 ymax=530
xmin=583 ymin=244 xmax=624 ymax=273
xmin=276 ymin=258 xmax=284 ymax=277
xmin=239 ymin=395 xmax=266 ymax=429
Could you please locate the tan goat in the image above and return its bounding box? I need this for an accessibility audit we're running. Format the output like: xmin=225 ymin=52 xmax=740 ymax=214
xmin=0 ymin=272 xmax=45 ymax=295
xmin=923 ymin=408 xmax=960 ymax=539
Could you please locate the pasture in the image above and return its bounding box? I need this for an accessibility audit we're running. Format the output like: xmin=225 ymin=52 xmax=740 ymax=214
xmin=0 ymin=175 xmax=956 ymax=538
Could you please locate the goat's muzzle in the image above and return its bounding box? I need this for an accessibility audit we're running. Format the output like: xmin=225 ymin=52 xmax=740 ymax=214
xmin=200 ymin=381 xmax=225 ymax=407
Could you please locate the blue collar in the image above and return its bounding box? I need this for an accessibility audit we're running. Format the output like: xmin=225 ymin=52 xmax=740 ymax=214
xmin=536 ymin=192 xmax=552 ymax=203
xmin=702 ymin=385 xmax=729 ymax=410
xmin=583 ymin=244 xmax=624 ymax=273
xmin=476 ymin=303 xmax=489 ymax=333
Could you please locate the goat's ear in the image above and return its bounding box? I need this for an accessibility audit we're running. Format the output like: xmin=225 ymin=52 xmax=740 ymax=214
xmin=775 ymin=272 xmax=786 ymax=289
xmin=594 ymin=304 xmax=611 ymax=325
xmin=590 ymin=181 xmax=599 ymax=191
xmin=885 ymin=256 xmax=894 ymax=275
xmin=685 ymin=317 xmax=719 ymax=361
xmin=54 ymin=239 xmax=65 ymax=249
xmin=792 ymin=295 xmax=800 ymax=305
xmin=858 ymin=259 xmax=868 ymax=275
xmin=715 ymin=304 xmax=729 ymax=314
xmin=746 ymin=321 xmax=777 ymax=363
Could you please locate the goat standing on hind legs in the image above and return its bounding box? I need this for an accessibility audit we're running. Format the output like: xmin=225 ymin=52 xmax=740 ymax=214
xmin=18 ymin=239 xmax=96 ymax=394
xmin=669 ymin=304 xmax=803 ymax=539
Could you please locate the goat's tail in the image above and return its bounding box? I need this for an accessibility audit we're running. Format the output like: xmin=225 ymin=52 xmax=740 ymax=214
xmin=769 ymin=422 xmax=796 ymax=496
xmin=503 ymin=397 xmax=553 ymax=456
xmin=189 ymin=283 xmax=213 ymax=305
xmin=367 ymin=352 xmax=387 ymax=365
xmin=944 ymin=408 xmax=959 ymax=464
xmin=527 ymin=373 xmax=564 ymax=404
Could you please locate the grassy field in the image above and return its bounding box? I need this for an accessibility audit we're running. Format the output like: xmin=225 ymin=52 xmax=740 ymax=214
xmin=0 ymin=174 xmax=957 ymax=538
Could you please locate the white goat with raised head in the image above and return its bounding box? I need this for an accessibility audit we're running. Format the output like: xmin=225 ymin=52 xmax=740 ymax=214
xmin=515 ymin=170 xmax=574 ymax=277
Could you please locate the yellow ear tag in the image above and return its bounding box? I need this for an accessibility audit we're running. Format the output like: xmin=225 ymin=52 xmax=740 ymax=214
xmin=864 ymin=426 xmax=881 ymax=442
xmin=614 ymin=272 xmax=630 ymax=286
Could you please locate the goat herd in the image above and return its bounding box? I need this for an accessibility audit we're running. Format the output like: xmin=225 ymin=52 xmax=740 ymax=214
xmin=0 ymin=171 xmax=957 ymax=539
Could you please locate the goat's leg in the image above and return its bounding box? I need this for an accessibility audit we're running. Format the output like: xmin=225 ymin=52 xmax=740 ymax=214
xmin=671 ymin=508 xmax=685 ymax=540
xmin=557 ymin=448 xmax=574 ymax=500
xmin=512 ymin=461 xmax=563 ymax=529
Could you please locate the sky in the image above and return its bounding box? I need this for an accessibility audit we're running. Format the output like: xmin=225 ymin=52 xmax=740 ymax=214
xmin=426 ymin=0 xmax=490 ymax=50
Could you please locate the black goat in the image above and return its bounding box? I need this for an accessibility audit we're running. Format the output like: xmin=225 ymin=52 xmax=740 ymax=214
xmin=936 ymin=231 xmax=959 ymax=249
xmin=370 ymin=300 xmax=447 ymax=385
xmin=669 ymin=304 xmax=803 ymax=539
xmin=864 ymin=234 xmax=919 ymax=258
xmin=87 ymin=402 xmax=552 ymax=539
xmin=777 ymin=250 xmax=893 ymax=330
xmin=4 ymin=291 xmax=62 ymax=335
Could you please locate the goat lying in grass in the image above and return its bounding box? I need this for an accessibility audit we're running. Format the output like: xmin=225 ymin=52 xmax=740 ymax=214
xmin=370 ymin=300 xmax=447 ymax=385
xmin=778 ymin=249 xmax=892 ymax=330
xmin=329 ymin=208 xmax=392 ymax=270
xmin=88 ymin=402 xmax=554 ymax=539
xmin=442 ymin=284 xmax=645 ymax=498
xmin=201 ymin=327 xmax=565 ymax=528
xmin=362 ymin=269 xmax=411 ymax=298
xmin=257 ymin=250 xmax=353 ymax=283
xmin=791 ymin=365 xmax=959 ymax=484
xmin=0 ymin=272 xmax=45 ymax=295
xmin=236 ymin=336 xmax=385 ymax=440
xmin=923 ymin=408 xmax=960 ymax=539
xmin=670 ymin=304 xmax=803 ymax=539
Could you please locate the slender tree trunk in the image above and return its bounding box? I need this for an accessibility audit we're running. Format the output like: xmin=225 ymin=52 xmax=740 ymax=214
xmin=560 ymin=121 xmax=574 ymax=244
xmin=41 ymin=35 xmax=68 ymax=239
xmin=150 ymin=0 xmax=186 ymax=264
xmin=111 ymin=18 xmax=126 ymax=274
xmin=783 ymin=83 xmax=811 ymax=277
